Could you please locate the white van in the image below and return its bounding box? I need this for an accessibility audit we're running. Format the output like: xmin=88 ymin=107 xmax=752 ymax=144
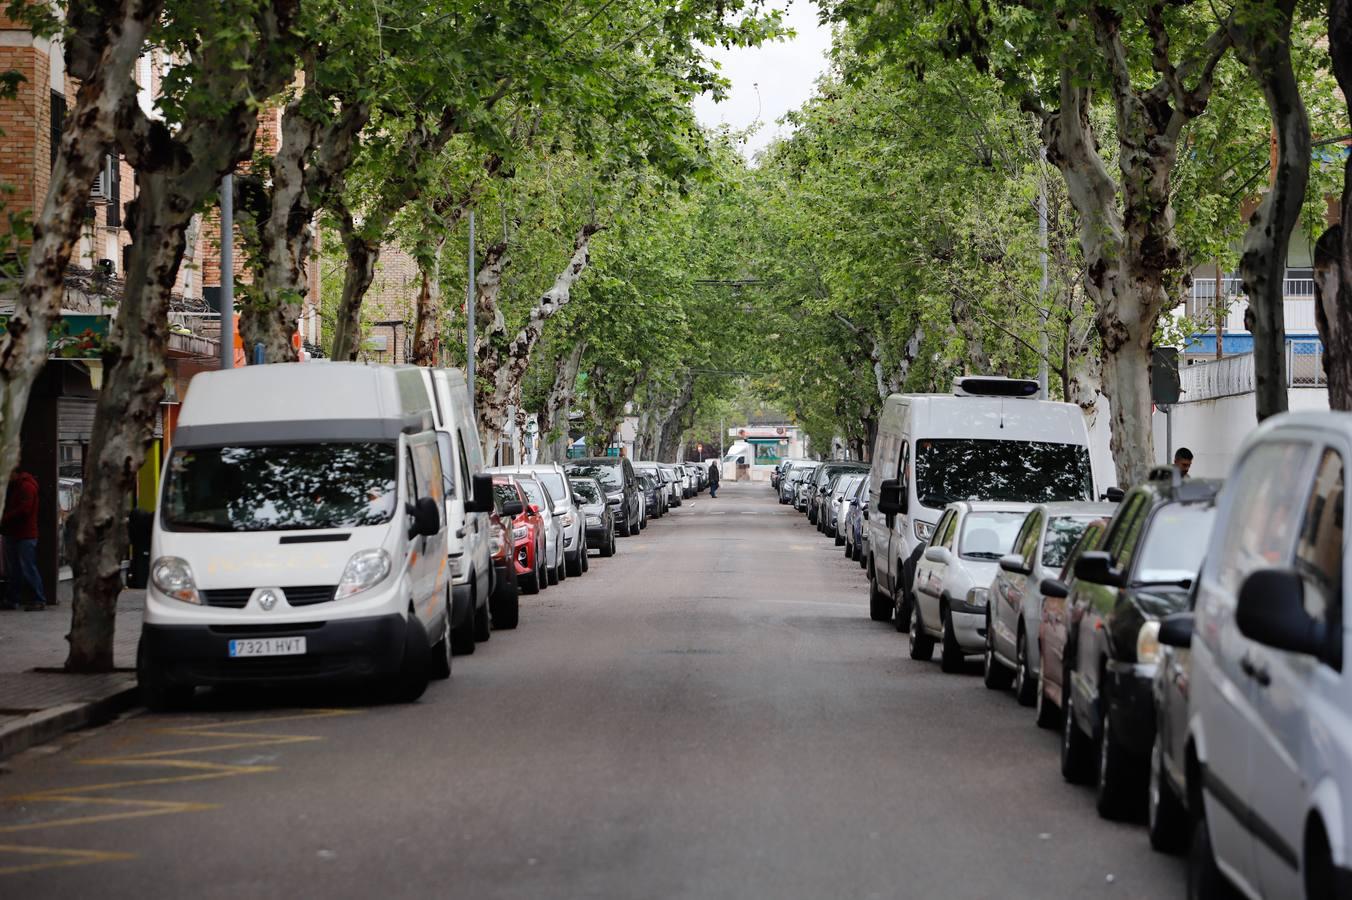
xmin=868 ymin=377 xmax=1102 ymax=627
xmin=138 ymin=363 xmax=492 ymax=709
xmin=418 ymin=368 xmax=493 ymax=655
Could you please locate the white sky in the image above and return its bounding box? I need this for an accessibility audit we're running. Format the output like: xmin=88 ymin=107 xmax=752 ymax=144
xmin=693 ymin=1 xmax=833 ymax=161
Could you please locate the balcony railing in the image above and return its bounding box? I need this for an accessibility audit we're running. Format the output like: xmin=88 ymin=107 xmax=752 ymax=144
xmin=1178 ymin=339 xmax=1325 ymax=402
xmin=1188 ymin=278 xmax=1318 ymax=335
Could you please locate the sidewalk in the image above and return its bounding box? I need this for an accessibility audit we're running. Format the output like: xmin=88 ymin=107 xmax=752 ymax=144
xmin=0 ymin=581 xmax=143 ymax=759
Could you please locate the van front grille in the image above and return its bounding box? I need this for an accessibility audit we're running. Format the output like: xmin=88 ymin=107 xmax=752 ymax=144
xmin=202 ymin=588 xmax=252 ymax=609
xmin=200 ymin=586 xmax=338 ymax=608
xmin=284 ymin=585 xmax=338 ymax=606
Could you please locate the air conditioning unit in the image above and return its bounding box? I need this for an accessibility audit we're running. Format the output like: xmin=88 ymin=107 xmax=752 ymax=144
xmin=952 ymin=376 xmax=1041 ymax=399
xmin=90 ymin=155 xmax=114 ymax=203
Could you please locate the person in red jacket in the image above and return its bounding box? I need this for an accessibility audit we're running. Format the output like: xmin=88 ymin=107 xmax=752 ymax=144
xmin=2 ymin=463 xmax=47 ymax=610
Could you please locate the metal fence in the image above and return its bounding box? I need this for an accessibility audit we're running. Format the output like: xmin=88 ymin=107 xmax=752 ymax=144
xmin=1179 ymin=339 xmax=1324 ymax=402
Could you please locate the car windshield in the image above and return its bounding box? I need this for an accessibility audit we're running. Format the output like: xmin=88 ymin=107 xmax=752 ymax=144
xmin=519 ymin=479 xmax=552 ymax=512
xmin=960 ymin=511 xmax=1027 ymax=560
xmin=535 ymin=471 xmax=568 ymax=505
xmin=1134 ymin=503 xmax=1217 ymax=586
xmin=915 ymin=439 xmax=1093 ymax=507
xmin=569 ymin=464 xmax=622 ymax=491
xmin=570 ymin=479 xmax=602 ymax=504
xmin=1042 ymin=516 xmax=1099 ymax=569
xmin=164 ymin=442 xmax=397 ymax=532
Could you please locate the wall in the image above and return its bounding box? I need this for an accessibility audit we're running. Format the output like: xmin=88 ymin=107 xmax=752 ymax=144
xmin=1151 ymin=390 xmax=1331 ymax=479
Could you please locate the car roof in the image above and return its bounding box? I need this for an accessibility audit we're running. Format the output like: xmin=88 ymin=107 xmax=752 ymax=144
xmin=1036 ymin=501 xmax=1118 ymax=517
xmin=948 ymin=500 xmax=1037 ymax=515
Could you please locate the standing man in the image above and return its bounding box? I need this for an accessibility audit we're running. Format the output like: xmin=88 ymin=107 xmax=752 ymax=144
xmin=708 ymin=459 xmax=720 ymax=499
xmin=1173 ymin=447 xmax=1193 ymax=477
xmin=3 ymin=460 xmax=48 ymax=611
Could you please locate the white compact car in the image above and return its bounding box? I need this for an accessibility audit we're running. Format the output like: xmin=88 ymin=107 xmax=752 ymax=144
xmin=495 ymin=464 xmax=587 ymax=576
xmin=908 ymin=500 xmax=1032 ymax=673
xmin=139 ymin=363 xmax=493 ymax=709
xmin=1162 ymin=411 xmax=1352 ymax=899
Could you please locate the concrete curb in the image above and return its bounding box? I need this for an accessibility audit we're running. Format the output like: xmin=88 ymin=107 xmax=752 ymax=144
xmin=0 ymin=681 xmax=140 ymax=761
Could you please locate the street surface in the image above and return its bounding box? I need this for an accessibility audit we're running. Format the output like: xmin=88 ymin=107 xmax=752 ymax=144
xmin=0 ymin=483 xmax=1181 ymax=898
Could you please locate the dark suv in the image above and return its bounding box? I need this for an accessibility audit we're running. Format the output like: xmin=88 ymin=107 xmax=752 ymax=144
xmin=1057 ymin=469 xmax=1221 ymax=820
xmin=565 ymin=457 xmax=641 ymax=536
xmin=807 ymin=462 xmax=868 ymax=525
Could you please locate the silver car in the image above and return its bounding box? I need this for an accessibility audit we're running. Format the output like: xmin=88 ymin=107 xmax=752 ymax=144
xmin=829 ymin=474 xmax=866 ymax=543
xmin=490 ymin=470 xmax=566 ymax=586
xmin=495 ymin=464 xmax=588 ymax=577
xmin=981 ymin=502 xmax=1115 ymax=704
xmin=908 ymin=501 xmax=1032 ymax=673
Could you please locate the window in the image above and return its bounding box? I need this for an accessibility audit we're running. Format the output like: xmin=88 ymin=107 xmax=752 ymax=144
xmin=1015 ymin=511 xmax=1043 ymax=562
xmin=404 ymin=450 xmax=418 ymax=505
xmin=914 ymin=439 xmax=1093 ymax=506
xmin=1213 ymin=441 xmax=1313 ymax=597
xmin=1134 ymin=503 xmax=1217 ymax=585
xmin=1104 ymin=492 xmax=1147 ymax=566
xmin=1043 ymin=517 xmax=1098 ymax=570
xmin=1295 ymin=448 xmax=1344 ymax=625
xmin=49 ymin=90 xmax=65 ymax=170
xmin=937 ymin=511 xmax=959 ymax=550
xmin=960 ymin=511 xmax=1027 ymax=560
xmin=457 ymin=433 xmax=471 ymax=497
xmin=410 ymin=440 xmax=445 ymax=517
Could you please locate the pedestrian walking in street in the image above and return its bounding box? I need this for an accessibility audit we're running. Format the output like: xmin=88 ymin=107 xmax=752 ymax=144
xmin=1173 ymin=447 xmax=1193 ymax=477
xmin=708 ymin=460 xmax=720 ymax=498
xmin=3 ymin=461 xmax=48 ymax=610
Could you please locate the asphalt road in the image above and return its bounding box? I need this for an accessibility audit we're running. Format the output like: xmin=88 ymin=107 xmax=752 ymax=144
xmin=0 ymin=481 xmax=1183 ymax=898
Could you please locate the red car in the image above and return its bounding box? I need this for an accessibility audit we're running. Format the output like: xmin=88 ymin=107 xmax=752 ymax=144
xmin=493 ymin=476 xmax=547 ymax=595
xmin=487 ymin=485 xmax=523 ymax=629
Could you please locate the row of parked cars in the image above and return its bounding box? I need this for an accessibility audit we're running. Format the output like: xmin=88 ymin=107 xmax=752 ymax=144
xmin=783 ymin=376 xmax=1352 ymax=900
xmin=136 ymin=362 xmax=709 ymax=713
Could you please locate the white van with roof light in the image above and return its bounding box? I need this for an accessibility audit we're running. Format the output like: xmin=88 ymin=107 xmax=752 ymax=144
xmin=868 ymin=377 xmax=1106 ymax=629
xmin=138 ymin=363 xmax=493 ymax=709
xmin=417 ymin=367 xmax=493 ymax=655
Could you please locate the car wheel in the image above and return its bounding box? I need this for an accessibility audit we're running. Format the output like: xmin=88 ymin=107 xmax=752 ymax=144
xmin=858 ymin=546 xmax=868 ymax=569
xmin=547 ymin=560 xmax=560 ymax=585
xmin=1014 ymin=625 xmax=1037 ymax=707
xmin=940 ymin=607 xmax=964 ymax=674
xmin=520 ymin=565 xmax=540 ymax=595
xmin=1035 ymin=657 xmax=1060 ymax=729
xmin=834 ymin=528 xmax=844 ymax=546
xmin=1148 ymin=733 xmax=1187 ymax=853
xmin=843 ymin=536 xmax=852 ymax=558
xmin=894 ymin=589 xmax=911 ymax=634
xmin=138 ymin=643 xmax=194 ymax=712
xmin=869 ymin=567 xmax=892 ymax=622
xmin=557 ymin=555 xmax=567 ymax=582
xmin=1096 ymin=695 xmax=1138 ymax=820
xmin=600 ymin=530 xmax=615 ymax=558
xmin=1188 ymin=806 xmax=1242 ymax=900
xmin=580 ymin=541 xmax=590 ymax=572
xmin=429 ymin=607 xmax=452 ymax=679
xmin=490 ymin=574 xmax=519 ymax=630
xmin=1060 ymin=673 xmax=1094 ymax=784
xmin=909 ymin=601 xmax=935 ymax=661
xmin=565 ymin=548 xmax=583 ymax=578
xmin=387 ymin=613 xmax=431 ymax=703
xmin=474 ymin=600 xmax=491 ymax=643
xmin=451 ymin=592 xmax=476 ymax=655
xmin=1304 ymin=819 xmax=1337 ymax=900
xmin=983 ymin=612 xmax=1013 ymax=689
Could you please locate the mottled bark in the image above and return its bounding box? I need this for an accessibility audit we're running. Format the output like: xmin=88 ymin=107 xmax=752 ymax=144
xmin=0 ymin=0 xmax=156 ymax=519
xmin=411 ymin=238 xmax=446 ymax=367
xmin=1316 ymin=0 xmax=1352 ymax=409
xmin=472 ymin=242 xmax=511 ymax=454
xmin=329 ymin=203 xmax=379 ymax=360
xmin=1232 ymin=1 xmax=1307 ymax=420
xmin=68 ymin=0 xmax=301 ymax=672
xmin=656 ymin=375 xmax=696 ymax=462
xmin=537 ymin=340 xmax=586 ymax=463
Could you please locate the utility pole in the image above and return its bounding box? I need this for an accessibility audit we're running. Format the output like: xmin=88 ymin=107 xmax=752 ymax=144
xmin=1036 ymin=148 xmax=1049 ymax=398
xmin=466 ymin=209 xmax=476 ymax=413
xmin=220 ymin=174 xmax=234 ymax=370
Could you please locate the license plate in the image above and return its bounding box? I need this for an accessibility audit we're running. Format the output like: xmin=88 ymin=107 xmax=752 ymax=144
xmin=228 ymin=637 xmax=307 ymax=658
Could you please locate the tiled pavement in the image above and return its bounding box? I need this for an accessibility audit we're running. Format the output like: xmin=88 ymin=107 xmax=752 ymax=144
xmin=0 ymin=581 xmax=143 ymax=758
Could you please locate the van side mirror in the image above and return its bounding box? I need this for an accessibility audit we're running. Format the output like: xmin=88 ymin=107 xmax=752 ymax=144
xmin=465 ymin=473 xmax=494 ymax=513
xmin=1236 ymin=569 xmax=1340 ymax=668
xmin=1074 ymin=551 xmax=1124 ymax=587
xmin=999 ymin=554 xmax=1031 ymax=575
xmin=1102 ymin=486 xmax=1125 ymax=503
xmin=500 ymin=499 xmax=524 ymax=517
xmin=1158 ymin=612 xmax=1194 ymax=649
xmin=923 ymin=546 xmax=951 ymax=564
xmin=1040 ymin=577 xmax=1069 ymax=600
xmin=408 ymin=496 xmax=440 ymax=539
xmin=878 ymin=479 xmax=903 ymax=524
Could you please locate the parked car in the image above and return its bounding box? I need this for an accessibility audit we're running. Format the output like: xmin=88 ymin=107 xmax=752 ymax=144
xmin=495 ymin=476 xmax=546 ymax=594
xmin=982 ymin=502 xmax=1115 ymax=705
xmin=1036 ymin=519 xmax=1111 ymax=728
xmin=829 ymin=474 xmax=867 ymax=543
xmin=497 ymin=471 xmax=566 ymax=586
xmin=908 ymin=501 xmax=1031 ymax=673
xmin=139 ymin=364 xmax=494 ymax=709
xmin=794 ymin=473 xmax=815 ymax=512
xmin=638 ymin=472 xmax=665 ymax=520
xmin=495 ymin=463 xmax=588 ymax=576
xmin=487 ymin=482 xmax=525 ymax=629
xmin=780 ymin=465 xmax=807 ymax=505
xmin=1058 ymin=470 xmax=1220 ymax=821
xmin=569 ymin=476 xmax=616 ymax=558
xmin=658 ymin=464 xmax=683 ymax=507
xmin=1157 ymin=412 xmax=1352 ymax=898
xmin=868 ymin=376 xmax=1102 ymax=628
xmin=809 ymin=462 xmax=868 ymax=526
xmin=1147 ymin=580 xmax=1196 ymax=854
xmin=634 ymin=463 xmax=669 ymax=516
xmin=566 ymin=457 xmax=642 ymax=536
xmin=843 ymin=478 xmax=870 ymax=566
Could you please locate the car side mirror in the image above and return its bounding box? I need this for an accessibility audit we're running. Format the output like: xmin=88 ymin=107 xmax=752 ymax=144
xmin=924 ymin=546 xmax=950 ymax=564
xmin=1074 ymin=551 xmax=1123 ymax=587
xmin=500 ymin=499 xmax=524 ymax=517
xmin=1102 ymin=486 xmax=1125 ymax=503
xmin=606 ymin=496 xmax=622 ymax=507
xmin=529 ymin=503 xmax=541 ymax=515
xmin=1158 ymin=611 xmax=1194 ymax=649
xmin=1236 ymin=569 xmax=1339 ymax=667
xmin=407 ymin=496 xmax=441 ymax=539
xmin=464 ymin=473 xmax=494 ymax=513
xmin=1040 ymin=577 xmax=1069 ymax=600
xmin=999 ymin=553 xmax=1031 ymax=576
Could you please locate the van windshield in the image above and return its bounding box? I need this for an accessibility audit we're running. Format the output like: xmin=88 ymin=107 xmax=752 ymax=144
xmin=163 ymin=443 xmax=398 ymax=532
xmin=915 ymin=439 xmax=1093 ymax=507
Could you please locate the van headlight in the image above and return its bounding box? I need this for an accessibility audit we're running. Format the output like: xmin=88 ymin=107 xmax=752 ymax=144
xmin=151 ymin=556 xmax=201 ymax=605
xmin=1137 ymin=620 xmax=1161 ymax=665
xmin=914 ymin=520 xmax=935 ymax=542
xmin=336 ymin=549 xmax=392 ymax=600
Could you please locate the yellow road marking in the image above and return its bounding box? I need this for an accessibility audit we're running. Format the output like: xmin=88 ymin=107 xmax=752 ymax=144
xmin=0 ymin=707 xmax=358 ymax=876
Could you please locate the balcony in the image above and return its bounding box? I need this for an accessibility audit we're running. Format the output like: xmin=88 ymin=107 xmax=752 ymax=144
xmin=1188 ymin=277 xmax=1318 ymax=336
xmin=1179 ymin=339 xmax=1325 ymax=402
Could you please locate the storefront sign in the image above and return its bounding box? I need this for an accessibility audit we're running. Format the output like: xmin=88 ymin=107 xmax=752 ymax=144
xmin=0 ymin=314 xmax=111 ymax=359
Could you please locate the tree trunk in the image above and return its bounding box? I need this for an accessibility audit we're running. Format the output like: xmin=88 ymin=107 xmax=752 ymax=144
xmin=538 ymin=340 xmax=586 ymax=463
xmin=329 ymin=206 xmax=379 ymax=360
xmin=471 ymin=242 xmax=511 ymax=453
xmin=656 ymin=375 xmax=696 ymax=462
xmin=0 ymin=0 xmax=154 ymax=514
xmin=411 ymin=239 xmax=445 ymax=367
xmin=1233 ymin=1 xmax=1307 ymax=420
xmin=1316 ymin=0 xmax=1352 ymax=409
